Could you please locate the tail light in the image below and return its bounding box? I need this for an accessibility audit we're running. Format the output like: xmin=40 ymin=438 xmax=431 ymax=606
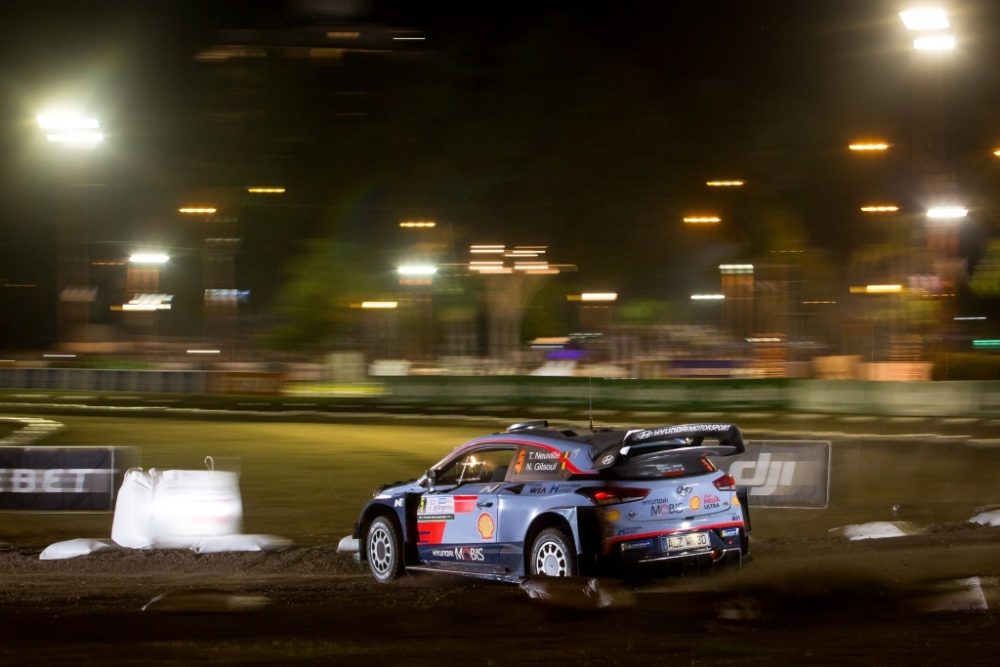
xmin=713 ymin=473 xmax=737 ymax=491
xmin=576 ymin=486 xmax=651 ymax=505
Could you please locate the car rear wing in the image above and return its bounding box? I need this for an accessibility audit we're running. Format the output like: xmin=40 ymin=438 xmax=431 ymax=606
xmin=593 ymin=423 xmax=745 ymax=469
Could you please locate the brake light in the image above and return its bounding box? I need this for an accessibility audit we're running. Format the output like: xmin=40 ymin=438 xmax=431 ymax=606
xmin=713 ymin=473 xmax=737 ymax=491
xmin=576 ymin=487 xmax=651 ymax=505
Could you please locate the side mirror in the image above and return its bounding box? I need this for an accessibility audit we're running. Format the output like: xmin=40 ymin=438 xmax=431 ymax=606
xmin=423 ymin=469 xmax=436 ymax=489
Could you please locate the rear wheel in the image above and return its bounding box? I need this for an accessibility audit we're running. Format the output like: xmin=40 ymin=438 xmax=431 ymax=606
xmin=366 ymin=516 xmax=404 ymax=583
xmin=528 ymin=527 xmax=577 ymax=577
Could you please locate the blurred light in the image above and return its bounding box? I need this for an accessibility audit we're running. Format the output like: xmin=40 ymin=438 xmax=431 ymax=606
xmin=393 ymin=36 xmax=425 ymax=41
xmin=247 ymin=187 xmax=285 ymax=194
xmin=683 ymin=216 xmax=722 ymax=224
xmin=360 ymin=301 xmax=398 ymax=309
xmin=37 ymin=112 xmax=99 ymax=130
xmin=514 ymin=261 xmax=549 ymax=271
xmin=706 ymin=180 xmax=745 ymax=187
xmin=327 ymin=31 xmax=361 ymax=39
xmin=187 ymin=349 xmax=221 ymax=355
xmin=129 ymin=252 xmax=170 ymax=265
xmin=972 ymin=339 xmax=1000 ymax=349
xmin=848 ymin=142 xmax=890 ymax=152
xmin=179 ymin=207 xmax=217 ymax=214
xmin=802 ymin=300 xmax=837 ymax=305
xmin=37 ymin=111 xmax=103 ymax=147
xmin=850 ymin=284 xmax=903 ymax=294
xmin=914 ymin=34 xmax=956 ymax=51
xmin=400 ymin=221 xmax=436 ymax=228
xmin=955 ymin=316 xmax=986 ymax=321
xmin=690 ymin=294 xmax=725 ymax=300
xmin=397 ymin=264 xmax=437 ymax=277
xmin=993 ymin=148 xmax=1000 ymax=157
xmin=573 ymin=293 xmax=619 ymax=302
xmin=746 ymin=337 xmax=782 ymax=343
xmin=470 ymin=245 xmax=505 ymax=254
xmin=719 ymin=264 xmax=754 ymax=274
xmin=927 ymin=206 xmax=967 ymax=220
xmin=43 ymin=353 xmax=77 ymax=359
xmin=122 ymin=294 xmax=173 ymax=311
xmin=861 ymin=205 xmax=900 ymax=213
xmin=507 ymin=246 xmax=547 ymax=257
xmin=900 ymin=8 xmax=950 ymax=31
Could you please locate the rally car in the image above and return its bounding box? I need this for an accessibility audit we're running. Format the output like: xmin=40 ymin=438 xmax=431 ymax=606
xmin=354 ymin=421 xmax=750 ymax=583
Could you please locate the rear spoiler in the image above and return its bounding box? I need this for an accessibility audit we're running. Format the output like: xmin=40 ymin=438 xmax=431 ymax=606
xmin=593 ymin=423 xmax=745 ymax=469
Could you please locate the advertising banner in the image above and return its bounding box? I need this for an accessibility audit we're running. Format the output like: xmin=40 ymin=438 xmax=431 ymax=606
xmin=0 ymin=447 xmax=137 ymax=511
xmin=722 ymin=440 xmax=831 ymax=509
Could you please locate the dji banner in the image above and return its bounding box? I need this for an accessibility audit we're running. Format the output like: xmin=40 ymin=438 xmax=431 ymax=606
xmin=722 ymin=440 xmax=831 ymax=509
xmin=0 ymin=447 xmax=137 ymax=511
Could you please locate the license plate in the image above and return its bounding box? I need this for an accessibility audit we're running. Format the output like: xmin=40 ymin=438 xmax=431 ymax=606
xmin=664 ymin=532 xmax=709 ymax=551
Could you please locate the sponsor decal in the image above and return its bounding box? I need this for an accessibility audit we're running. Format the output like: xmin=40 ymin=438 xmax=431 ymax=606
xmin=417 ymin=521 xmax=447 ymax=544
xmin=528 ymin=485 xmax=548 ymax=495
xmin=455 ymin=546 xmax=485 ymax=561
xmin=604 ymin=509 xmax=621 ymax=522
xmin=419 ymin=496 xmax=454 ymax=516
xmin=453 ymin=495 xmax=478 ymax=513
xmin=632 ymin=423 xmax=730 ymax=442
xmin=643 ymin=497 xmax=668 ymax=506
xmin=689 ymin=496 xmax=702 ymax=511
xmin=431 ymin=548 xmax=454 ymax=558
xmin=617 ymin=526 xmax=641 ymax=536
xmin=702 ymin=493 xmax=724 ymax=510
xmin=676 ymin=485 xmax=693 ymax=497
xmin=622 ymin=540 xmax=653 ymax=551
xmin=393 ymin=497 xmax=403 ymax=508
xmin=650 ymin=502 xmax=685 ymax=516
xmin=481 ymin=483 xmax=503 ymax=493
xmin=419 ymin=514 xmax=454 ymax=521
xmin=477 ymin=512 xmax=496 ymax=541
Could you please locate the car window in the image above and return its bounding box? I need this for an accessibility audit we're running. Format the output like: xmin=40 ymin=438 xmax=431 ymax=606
xmin=434 ymin=448 xmax=516 ymax=488
xmin=509 ymin=445 xmax=570 ymax=482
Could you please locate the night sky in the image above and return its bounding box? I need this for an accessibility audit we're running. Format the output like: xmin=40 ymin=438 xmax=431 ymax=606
xmin=2 ymin=1 xmax=1000 ymax=349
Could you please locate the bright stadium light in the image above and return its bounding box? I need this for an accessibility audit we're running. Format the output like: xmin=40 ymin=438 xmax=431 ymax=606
xmin=900 ymin=8 xmax=950 ymax=31
xmin=914 ymin=34 xmax=956 ymax=51
xmin=37 ymin=110 xmax=103 ymax=147
xmin=129 ymin=252 xmax=170 ymax=265
xmin=397 ymin=264 xmax=437 ymax=277
xmin=927 ymin=206 xmax=968 ymax=220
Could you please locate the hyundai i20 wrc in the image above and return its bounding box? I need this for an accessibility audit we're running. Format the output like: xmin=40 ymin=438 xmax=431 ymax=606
xmin=354 ymin=421 xmax=751 ymax=583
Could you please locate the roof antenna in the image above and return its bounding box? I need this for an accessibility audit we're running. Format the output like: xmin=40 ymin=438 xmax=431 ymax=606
xmin=588 ymin=376 xmax=594 ymax=431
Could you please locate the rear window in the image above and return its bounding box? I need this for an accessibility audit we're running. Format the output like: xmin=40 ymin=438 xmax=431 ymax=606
xmin=605 ymin=452 xmax=717 ymax=480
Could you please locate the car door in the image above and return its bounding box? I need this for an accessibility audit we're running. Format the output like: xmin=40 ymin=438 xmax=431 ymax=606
xmin=417 ymin=446 xmax=514 ymax=573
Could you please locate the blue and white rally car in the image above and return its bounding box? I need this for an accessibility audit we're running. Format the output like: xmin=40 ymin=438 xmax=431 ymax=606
xmin=354 ymin=421 xmax=750 ymax=583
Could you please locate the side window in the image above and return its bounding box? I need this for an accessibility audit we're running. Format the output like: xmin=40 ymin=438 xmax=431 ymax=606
xmin=434 ymin=448 xmax=516 ymax=488
xmin=510 ymin=446 xmax=570 ymax=482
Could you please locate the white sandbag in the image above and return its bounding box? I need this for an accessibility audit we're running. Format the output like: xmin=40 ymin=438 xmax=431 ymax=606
xmin=192 ymin=534 xmax=291 ymax=553
xmin=830 ymin=521 xmax=916 ymax=541
xmin=111 ymin=468 xmax=155 ymax=549
xmin=40 ymin=538 xmax=119 ymax=560
xmin=969 ymin=510 xmax=1000 ymax=527
xmin=149 ymin=468 xmax=243 ymax=548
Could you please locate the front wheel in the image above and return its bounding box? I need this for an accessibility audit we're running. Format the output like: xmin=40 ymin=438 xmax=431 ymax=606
xmin=366 ymin=516 xmax=404 ymax=583
xmin=528 ymin=527 xmax=577 ymax=577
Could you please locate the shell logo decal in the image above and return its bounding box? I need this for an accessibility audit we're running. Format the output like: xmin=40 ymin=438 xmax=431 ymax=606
xmin=477 ymin=512 xmax=496 ymax=541
xmin=689 ymin=496 xmax=702 ymax=511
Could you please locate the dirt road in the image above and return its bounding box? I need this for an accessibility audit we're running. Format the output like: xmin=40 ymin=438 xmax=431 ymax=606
xmin=2 ymin=522 xmax=999 ymax=666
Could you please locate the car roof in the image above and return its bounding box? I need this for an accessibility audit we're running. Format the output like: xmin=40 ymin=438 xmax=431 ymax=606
xmin=451 ymin=421 xmax=744 ymax=464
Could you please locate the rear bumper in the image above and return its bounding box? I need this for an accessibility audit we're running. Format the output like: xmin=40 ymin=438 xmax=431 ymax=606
xmin=607 ymin=524 xmax=746 ymax=567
